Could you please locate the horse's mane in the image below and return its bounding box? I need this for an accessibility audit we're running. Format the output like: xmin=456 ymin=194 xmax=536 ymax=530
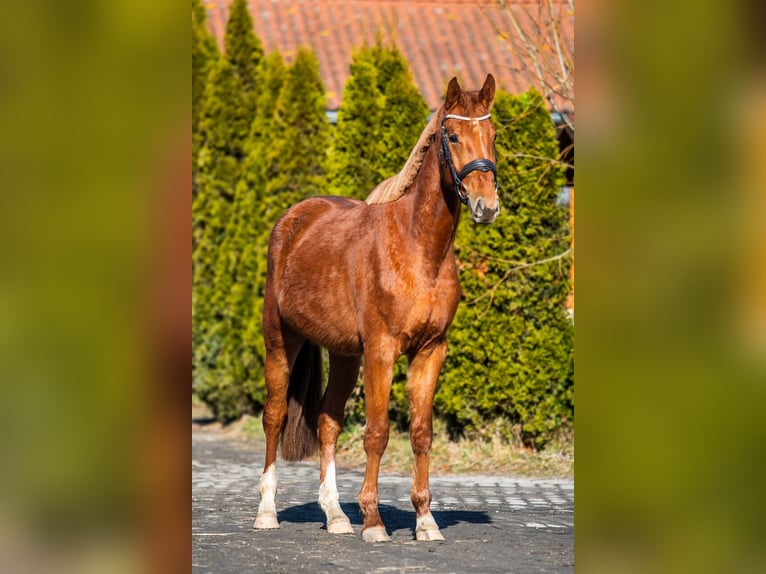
xmin=365 ymin=106 xmax=443 ymax=205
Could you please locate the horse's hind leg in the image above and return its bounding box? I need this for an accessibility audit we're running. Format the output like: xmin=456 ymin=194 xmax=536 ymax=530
xmin=254 ymin=304 xmax=303 ymax=530
xmin=317 ymin=353 xmax=361 ymax=534
xmin=407 ymin=341 xmax=447 ymax=541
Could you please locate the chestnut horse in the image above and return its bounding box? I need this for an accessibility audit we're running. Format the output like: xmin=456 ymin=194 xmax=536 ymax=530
xmin=254 ymin=75 xmax=499 ymax=542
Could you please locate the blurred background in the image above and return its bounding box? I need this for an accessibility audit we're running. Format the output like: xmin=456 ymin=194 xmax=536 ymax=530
xmin=0 ymin=0 xmax=764 ymax=572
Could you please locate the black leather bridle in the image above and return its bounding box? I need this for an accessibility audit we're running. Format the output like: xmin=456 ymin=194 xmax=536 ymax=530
xmin=439 ymin=113 xmax=498 ymax=205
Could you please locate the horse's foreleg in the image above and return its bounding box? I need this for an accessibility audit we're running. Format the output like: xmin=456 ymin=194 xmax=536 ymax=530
xmin=407 ymin=341 xmax=447 ymax=541
xmin=317 ymin=353 xmax=361 ymax=535
xmin=358 ymin=345 xmax=396 ymax=542
xmin=254 ymin=308 xmax=302 ymax=530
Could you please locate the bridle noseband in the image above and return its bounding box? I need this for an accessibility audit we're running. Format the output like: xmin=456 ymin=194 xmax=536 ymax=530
xmin=439 ymin=113 xmax=498 ymax=205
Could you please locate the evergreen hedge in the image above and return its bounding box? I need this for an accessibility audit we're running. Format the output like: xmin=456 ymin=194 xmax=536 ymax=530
xmin=436 ymin=89 xmax=573 ymax=448
xmin=224 ymin=0 xmax=263 ymax=120
xmin=192 ymin=57 xmax=253 ymax=421
xmin=193 ymin=47 xmax=331 ymax=421
xmin=191 ymin=0 xmax=218 ymax=194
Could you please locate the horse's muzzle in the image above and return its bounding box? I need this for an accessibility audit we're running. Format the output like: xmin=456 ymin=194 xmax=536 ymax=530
xmin=469 ymin=196 xmax=500 ymax=224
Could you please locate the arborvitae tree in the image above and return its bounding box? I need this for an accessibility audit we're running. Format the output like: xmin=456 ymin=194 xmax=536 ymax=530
xmin=201 ymin=52 xmax=287 ymax=421
xmin=329 ymin=41 xmax=428 ymax=199
xmin=232 ymin=52 xmax=288 ymax=405
xmin=192 ymin=0 xmax=219 ymax=194
xmin=328 ymin=52 xmax=383 ymax=198
xmin=193 ymin=57 xmax=250 ymax=252
xmin=262 ymin=48 xmax=331 ymax=213
xmin=192 ymin=0 xmax=206 ymax=24
xmin=245 ymin=52 xmax=287 ymax=193
xmin=436 ymin=89 xmax=574 ymax=448
xmin=196 ymin=49 xmax=329 ymax=421
xmin=224 ymin=0 xmax=263 ymax=118
xmin=192 ymin=58 xmax=251 ymax=412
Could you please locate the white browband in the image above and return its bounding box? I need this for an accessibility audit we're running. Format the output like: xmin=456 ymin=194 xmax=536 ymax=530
xmin=443 ymin=113 xmax=491 ymax=122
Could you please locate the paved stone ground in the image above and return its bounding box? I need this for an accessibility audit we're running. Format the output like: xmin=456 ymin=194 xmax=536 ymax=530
xmin=192 ymin=424 xmax=574 ymax=573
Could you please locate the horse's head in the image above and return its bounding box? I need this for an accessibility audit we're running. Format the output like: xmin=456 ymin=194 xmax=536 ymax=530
xmin=439 ymin=74 xmax=499 ymax=224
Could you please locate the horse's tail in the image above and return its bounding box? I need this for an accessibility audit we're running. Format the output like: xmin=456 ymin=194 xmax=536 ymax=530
xmin=280 ymin=341 xmax=323 ymax=461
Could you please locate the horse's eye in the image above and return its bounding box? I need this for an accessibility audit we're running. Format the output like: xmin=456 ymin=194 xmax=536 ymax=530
xmin=449 ymin=133 xmax=459 ymax=144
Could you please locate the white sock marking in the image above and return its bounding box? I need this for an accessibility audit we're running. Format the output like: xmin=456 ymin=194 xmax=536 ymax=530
xmin=318 ymin=461 xmax=340 ymax=514
xmin=257 ymin=463 xmax=277 ymax=517
xmin=416 ymin=512 xmax=439 ymax=532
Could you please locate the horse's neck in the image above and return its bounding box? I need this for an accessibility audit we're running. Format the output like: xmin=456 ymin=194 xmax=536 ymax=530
xmin=402 ymin=146 xmax=460 ymax=271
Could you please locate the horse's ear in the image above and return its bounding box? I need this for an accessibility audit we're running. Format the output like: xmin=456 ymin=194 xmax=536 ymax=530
xmin=445 ymin=77 xmax=461 ymax=110
xmin=480 ymin=74 xmax=496 ymax=107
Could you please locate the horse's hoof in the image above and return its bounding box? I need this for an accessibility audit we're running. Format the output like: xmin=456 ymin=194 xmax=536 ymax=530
xmin=253 ymin=513 xmax=280 ymax=530
xmin=416 ymin=528 xmax=445 ymax=541
xmin=327 ymin=517 xmax=354 ymax=535
xmin=361 ymin=526 xmax=390 ymax=543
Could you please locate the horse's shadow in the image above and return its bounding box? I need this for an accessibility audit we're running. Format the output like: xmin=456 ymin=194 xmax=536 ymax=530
xmin=277 ymin=501 xmax=491 ymax=535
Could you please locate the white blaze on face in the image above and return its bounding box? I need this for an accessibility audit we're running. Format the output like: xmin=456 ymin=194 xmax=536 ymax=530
xmin=467 ymin=118 xmax=490 ymax=161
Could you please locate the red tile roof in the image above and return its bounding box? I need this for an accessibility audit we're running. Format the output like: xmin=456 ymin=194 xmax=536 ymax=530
xmin=204 ymin=0 xmax=573 ymax=112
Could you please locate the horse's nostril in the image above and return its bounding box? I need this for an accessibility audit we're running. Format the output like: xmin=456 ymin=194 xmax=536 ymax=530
xmin=476 ymin=197 xmax=485 ymax=211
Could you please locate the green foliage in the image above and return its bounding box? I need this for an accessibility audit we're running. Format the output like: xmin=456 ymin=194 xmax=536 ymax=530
xmin=436 ymin=89 xmax=573 ymax=448
xmin=192 ymin=0 xmax=218 ymax=193
xmin=192 ymin=58 xmax=253 ymax=420
xmin=263 ymin=48 xmax=331 ymax=210
xmin=205 ymin=52 xmax=287 ymax=419
xmin=192 ymin=0 xmax=207 ymax=24
xmin=193 ymin=48 xmax=331 ymax=420
xmin=224 ymin=0 xmax=263 ymax=114
xmin=329 ymin=41 xmax=428 ymax=199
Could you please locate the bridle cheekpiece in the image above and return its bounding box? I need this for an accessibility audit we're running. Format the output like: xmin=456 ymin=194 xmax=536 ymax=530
xmin=439 ymin=113 xmax=498 ymax=205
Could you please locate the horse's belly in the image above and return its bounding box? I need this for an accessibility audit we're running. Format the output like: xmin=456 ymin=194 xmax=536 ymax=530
xmin=277 ymin=274 xmax=363 ymax=355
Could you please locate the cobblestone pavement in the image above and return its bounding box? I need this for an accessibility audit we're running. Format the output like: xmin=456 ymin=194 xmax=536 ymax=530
xmin=192 ymin=425 xmax=574 ymax=573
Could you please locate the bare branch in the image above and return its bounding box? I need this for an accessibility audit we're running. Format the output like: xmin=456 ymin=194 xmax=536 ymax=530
xmin=466 ymin=248 xmax=573 ymax=318
xmin=494 ymin=0 xmax=574 ymax=133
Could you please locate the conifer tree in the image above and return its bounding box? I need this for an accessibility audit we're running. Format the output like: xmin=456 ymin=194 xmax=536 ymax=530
xmin=263 ymin=48 xmax=331 ymax=213
xmin=328 ymin=51 xmax=383 ymax=198
xmin=201 ymin=52 xmax=287 ymax=420
xmin=192 ymin=0 xmax=206 ymax=24
xmin=329 ymin=41 xmax=427 ymax=199
xmin=193 ymin=57 xmax=250 ymax=251
xmin=192 ymin=0 xmax=218 ymax=193
xmin=198 ymin=49 xmax=328 ymax=420
xmin=192 ymin=58 xmax=251 ymax=413
xmin=224 ymin=0 xmax=263 ymax=118
xmin=436 ymin=89 xmax=573 ymax=448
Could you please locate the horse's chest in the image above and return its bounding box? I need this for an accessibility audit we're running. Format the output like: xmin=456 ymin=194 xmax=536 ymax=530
xmin=396 ymin=283 xmax=458 ymax=349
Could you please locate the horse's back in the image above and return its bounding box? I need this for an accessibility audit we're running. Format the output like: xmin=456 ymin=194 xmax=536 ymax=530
xmin=267 ymin=195 xmax=364 ymax=270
